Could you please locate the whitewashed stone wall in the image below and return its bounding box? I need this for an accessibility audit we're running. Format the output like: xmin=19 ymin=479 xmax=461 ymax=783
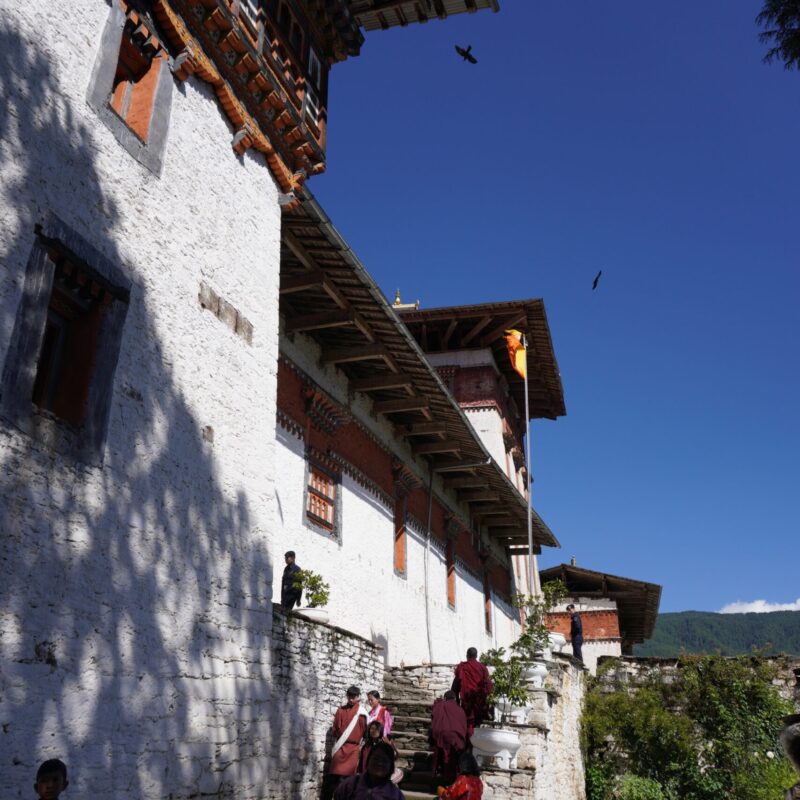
xmin=274 ymin=333 xmax=521 ymax=667
xmin=275 ymin=424 xmax=519 ymax=666
xmin=268 ymin=608 xmax=384 ymax=798
xmin=385 ymin=657 xmax=587 ymax=800
xmin=0 ymin=2 xmax=282 ymax=798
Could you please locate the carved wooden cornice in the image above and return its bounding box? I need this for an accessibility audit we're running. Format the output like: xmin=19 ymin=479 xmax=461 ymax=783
xmin=306 ymin=444 xmax=340 ymax=474
xmin=276 ymin=408 xmax=304 ymax=440
xmin=328 ymin=451 xmax=393 ymax=508
xmin=303 ymin=384 xmax=351 ymax=434
xmin=152 ymin=0 xmax=320 ymax=196
xmin=392 ymin=459 xmax=422 ymax=499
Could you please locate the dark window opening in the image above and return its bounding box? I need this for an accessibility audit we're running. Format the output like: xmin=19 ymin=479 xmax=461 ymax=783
xmin=278 ymin=2 xmax=290 ymax=34
xmin=31 ymin=252 xmax=113 ymax=428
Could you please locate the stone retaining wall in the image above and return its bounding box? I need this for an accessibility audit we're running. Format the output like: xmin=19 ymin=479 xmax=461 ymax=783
xmin=596 ymin=655 xmax=800 ymax=711
xmin=267 ymin=607 xmax=384 ymax=798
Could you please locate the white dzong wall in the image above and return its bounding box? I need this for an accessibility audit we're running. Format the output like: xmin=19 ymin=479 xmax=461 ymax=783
xmin=275 ymin=333 xmax=522 ymax=666
xmin=0 ymin=3 xmax=282 ymax=797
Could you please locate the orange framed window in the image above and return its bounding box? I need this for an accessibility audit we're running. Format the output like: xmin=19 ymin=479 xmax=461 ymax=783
xmin=446 ymin=540 xmax=456 ymax=609
xmin=394 ymin=496 xmax=407 ymax=576
xmin=306 ymin=463 xmax=337 ymax=531
xmin=483 ymin=571 xmax=492 ymax=634
xmin=109 ymin=26 xmax=165 ymax=142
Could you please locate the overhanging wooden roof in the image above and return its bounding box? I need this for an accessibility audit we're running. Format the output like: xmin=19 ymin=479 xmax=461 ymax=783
xmin=280 ymin=188 xmax=559 ymax=550
xmin=349 ymin=0 xmax=499 ymax=32
xmin=541 ymin=564 xmax=662 ymax=644
xmin=398 ymin=300 xmax=566 ymax=420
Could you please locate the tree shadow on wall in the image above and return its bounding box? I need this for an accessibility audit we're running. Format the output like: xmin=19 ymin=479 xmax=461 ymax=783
xmin=0 ymin=16 xmax=319 ymax=800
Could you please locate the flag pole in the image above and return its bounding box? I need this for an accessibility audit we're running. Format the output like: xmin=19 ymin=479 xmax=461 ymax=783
xmin=522 ymin=333 xmax=539 ymax=599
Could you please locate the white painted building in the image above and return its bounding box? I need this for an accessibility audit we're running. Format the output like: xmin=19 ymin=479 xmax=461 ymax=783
xmin=0 ymin=0 xmax=564 ymax=797
xmin=272 ymin=195 xmax=563 ymax=666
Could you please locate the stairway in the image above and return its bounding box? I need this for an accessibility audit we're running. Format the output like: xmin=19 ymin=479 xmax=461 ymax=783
xmin=384 ymin=676 xmax=444 ymax=799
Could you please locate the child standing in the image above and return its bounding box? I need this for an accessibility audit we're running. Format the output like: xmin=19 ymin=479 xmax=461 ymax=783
xmin=34 ymin=759 xmax=68 ymax=800
xmin=437 ymin=752 xmax=482 ymax=800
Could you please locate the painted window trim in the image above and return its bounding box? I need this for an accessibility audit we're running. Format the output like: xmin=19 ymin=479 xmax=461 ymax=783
xmin=303 ymin=452 xmax=342 ymax=541
xmin=0 ymin=214 xmax=131 ymax=466
xmin=393 ymin=495 xmax=408 ymax=579
xmin=86 ymin=1 xmax=173 ymax=176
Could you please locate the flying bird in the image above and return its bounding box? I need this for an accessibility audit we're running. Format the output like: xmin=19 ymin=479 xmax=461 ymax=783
xmin=592 ymin=270 xmax=602 ymax=290
xmin=455 ymin=45 xmax=478 ymax=64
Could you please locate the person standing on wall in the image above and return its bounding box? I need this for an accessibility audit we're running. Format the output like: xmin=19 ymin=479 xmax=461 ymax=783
xmin=567 ymin=603 xmax=583 ymax=662
xmin=323 ymin=685 xmax=368 ymax=800
xmin=451 ymin=648 xmax=493 ymax=738
xmin=280 ymin=550 xmax=302 ymax=609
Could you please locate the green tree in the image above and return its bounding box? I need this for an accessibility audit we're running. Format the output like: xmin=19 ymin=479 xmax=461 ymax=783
xmin=757 ymin=0 xmax=800 ymax=70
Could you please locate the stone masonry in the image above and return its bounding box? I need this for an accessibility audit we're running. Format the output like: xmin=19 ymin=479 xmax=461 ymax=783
xmin=384 ymin=658 xmax=587 ymax=800
xmin=267 ymin=607 xmax=384 ymax=798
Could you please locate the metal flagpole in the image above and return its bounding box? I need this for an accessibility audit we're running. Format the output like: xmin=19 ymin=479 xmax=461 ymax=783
xmin=522 ymin=333 xmax=539 ymax=598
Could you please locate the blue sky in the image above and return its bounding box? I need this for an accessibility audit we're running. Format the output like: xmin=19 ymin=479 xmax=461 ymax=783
xmin=310 ymin=1 xmax=800 ymax=613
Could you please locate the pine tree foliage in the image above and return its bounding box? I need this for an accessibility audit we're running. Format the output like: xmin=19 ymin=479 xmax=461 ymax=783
xmin=757 ymin=0 xmax=800 ymax=69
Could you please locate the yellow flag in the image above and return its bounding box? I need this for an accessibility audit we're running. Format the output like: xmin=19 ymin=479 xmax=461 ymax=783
xmin=504 ymin=329 xmax=526 ymax=380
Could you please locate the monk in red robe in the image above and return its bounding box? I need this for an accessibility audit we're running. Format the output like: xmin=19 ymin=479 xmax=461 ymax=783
xmin=431 ymin=690 xmax=468 ymax=786
xmin=323 ymin=686 xmax=368 ymax=800
xmin=452 ymin=648 xmax=493 ymax=738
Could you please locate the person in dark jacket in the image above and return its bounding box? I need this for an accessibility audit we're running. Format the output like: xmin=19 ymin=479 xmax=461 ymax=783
xmin=567 ymin=604 xmax=583 ymax=662
xmin=281 ymin=550 xmax=302 ymax=609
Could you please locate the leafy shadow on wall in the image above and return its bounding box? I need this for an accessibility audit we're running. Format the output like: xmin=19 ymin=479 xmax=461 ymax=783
xmin=0 ymin=17 xmax=319 ymax=800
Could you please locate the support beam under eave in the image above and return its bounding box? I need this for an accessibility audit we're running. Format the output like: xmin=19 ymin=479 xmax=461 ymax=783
xmin=412 ymin=440 xmax=462 ymax=456
xmin=458 ymin=489 xmax=501 ymax=503
xmin=285 ymin=308 xmax=354 ymax=333
xmin=322 ymin=344 xmax=389 ymax=364
xmin=350 ymin=373 xmax=415 ymax=392
xmin=373 ymin=397 xmax=431 ymax=416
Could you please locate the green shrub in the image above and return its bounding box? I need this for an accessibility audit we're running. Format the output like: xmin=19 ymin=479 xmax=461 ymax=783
xmin=614 ymin=774 xmax=666 ymax=800
xmin=291 ymin=569 xmax=330 ymax=608
xmin=582 ymin=655 xmax=796 ymax=800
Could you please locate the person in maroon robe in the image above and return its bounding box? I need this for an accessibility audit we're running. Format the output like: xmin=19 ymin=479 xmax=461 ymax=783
xmin=323 ymin=686 xmax=368 ymax=800
xmin=452 ymin=647 xmax=493 ymax=738
xmin=430 ymin=690 xmax=468 ymax=786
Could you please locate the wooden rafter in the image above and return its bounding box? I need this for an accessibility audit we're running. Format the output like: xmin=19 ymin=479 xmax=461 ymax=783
xmin=479 ymin=312 xmax=526 ymax=347
xmin=402 ymin=422 xmax=447 ymax=438
xmin=350 ymin=373 xmax=415 ymax=392
xmin=285 ymin=308 xmax=355 ymax=333
xmin=460 ymin=315 xmax=493 ymax=346
xmin=282 ymin=235 xmax=377 ymax=342
xmin=443 ymin=476 xmax=489 ymax=489
xmin=458 ymin=489 xmax=500 ymax=503
xmin=412 ymin=440 xmax=461 ymax=455
xmin=373 ymin=397 xmax=430 ymax=416
xmin=280 ymin=269 xmax=325 ymax=294
xmin=442 ymin=318 xmax=458 ymax=349
xmin=322 ymin=343 xmax=389 ymax=364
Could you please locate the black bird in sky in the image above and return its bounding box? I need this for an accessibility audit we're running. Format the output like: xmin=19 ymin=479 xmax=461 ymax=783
xmin=455 ymin=45 xmax=478 ymax=64
xmin=592 ymin=270 xmax=602 ymax=290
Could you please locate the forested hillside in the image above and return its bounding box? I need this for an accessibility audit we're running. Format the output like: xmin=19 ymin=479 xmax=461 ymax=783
xmin=634 ymin=609 xmax=800 ymax=656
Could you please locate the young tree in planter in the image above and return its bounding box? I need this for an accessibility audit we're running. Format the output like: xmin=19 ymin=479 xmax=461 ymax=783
xmin=512 ymin=579 xmax=568 ymax=660
xmin=292 ymin=569 xmax=330 ymax=608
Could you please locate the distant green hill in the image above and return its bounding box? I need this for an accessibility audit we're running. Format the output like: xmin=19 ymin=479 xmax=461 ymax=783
xmin=633 ymin=609 xmax=800 ymax=657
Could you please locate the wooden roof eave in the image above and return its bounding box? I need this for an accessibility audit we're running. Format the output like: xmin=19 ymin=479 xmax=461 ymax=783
xmin=399 ymin=300 xmax=566 ymax=420
xmin=281 ymin=188 xmax=560 ymax=550
xmin=540 ymin=564 xmax=662 ymax=642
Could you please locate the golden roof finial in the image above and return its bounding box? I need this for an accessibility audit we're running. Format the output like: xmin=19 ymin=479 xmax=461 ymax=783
xmin=392 ymin=288 xmax=420 ymax=311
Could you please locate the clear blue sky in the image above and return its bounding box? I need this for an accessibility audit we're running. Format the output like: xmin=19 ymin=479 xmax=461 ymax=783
xmin=310 ymin=1 xmax=800 ymax=613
